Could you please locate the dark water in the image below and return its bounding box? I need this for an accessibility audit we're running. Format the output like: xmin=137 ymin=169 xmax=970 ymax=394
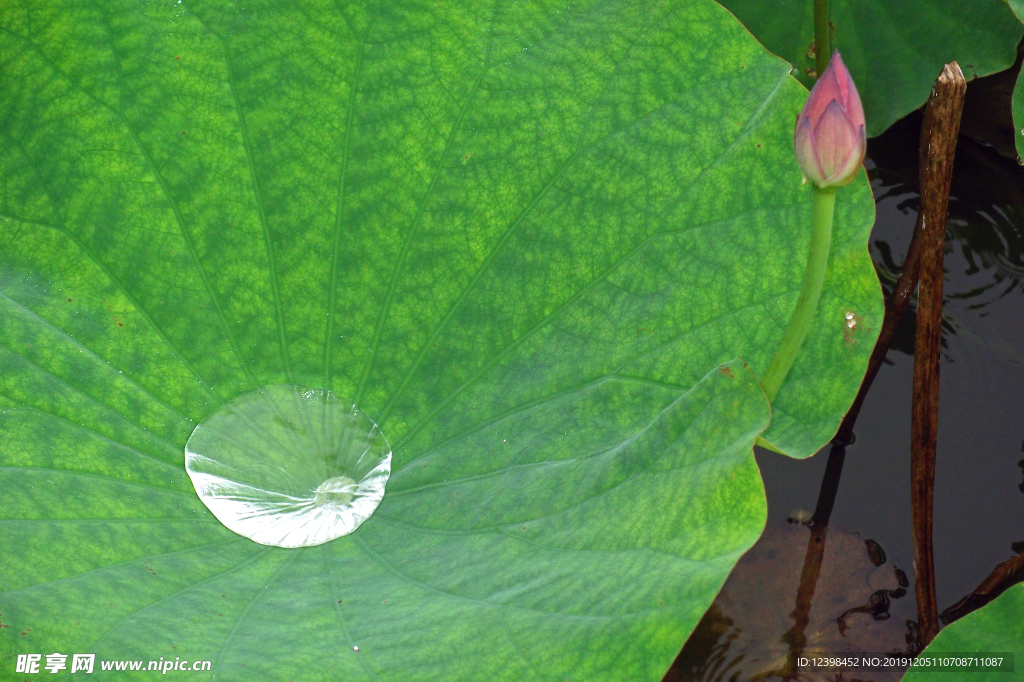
xmin=667 ymin=100 xmax=1024 ymax=680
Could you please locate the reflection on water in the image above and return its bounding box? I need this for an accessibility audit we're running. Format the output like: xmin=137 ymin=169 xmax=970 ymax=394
xmin=665 ymin=523 xmax=915 ymax=682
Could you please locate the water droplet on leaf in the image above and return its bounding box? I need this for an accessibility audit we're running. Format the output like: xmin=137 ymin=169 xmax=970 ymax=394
xmin=185 ymin=385 xmax=391 ymax=548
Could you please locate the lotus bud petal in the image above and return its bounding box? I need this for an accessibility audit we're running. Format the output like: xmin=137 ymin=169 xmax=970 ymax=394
xmin=793 ymin=50 xmax=866 ymax=188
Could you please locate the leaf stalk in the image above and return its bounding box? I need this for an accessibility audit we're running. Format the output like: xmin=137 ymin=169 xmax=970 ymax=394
xmin=814 ymin=0 xmax=831 ymax=76
xmin=760 ymin=186 xmax=835 ymax=402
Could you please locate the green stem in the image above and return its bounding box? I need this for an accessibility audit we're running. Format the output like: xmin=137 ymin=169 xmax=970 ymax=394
xmin=814 ymin=0 xmax=830 ymax=76
xmin=760 ymin=186 xmax=836 ymax=402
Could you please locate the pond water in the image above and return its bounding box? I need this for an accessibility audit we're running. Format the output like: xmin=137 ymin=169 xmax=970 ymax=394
xmin=667 ymin=95 xmax=1024 ymax=680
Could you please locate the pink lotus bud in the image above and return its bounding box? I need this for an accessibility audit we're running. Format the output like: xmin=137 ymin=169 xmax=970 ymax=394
xmin=793 ymin=51 xmax=866 ymax=188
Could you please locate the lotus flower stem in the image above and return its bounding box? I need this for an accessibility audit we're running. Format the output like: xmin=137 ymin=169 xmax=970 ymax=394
xmin=760 ymin=186 xmax=835 ymax=402
xmin=813 ymin=0 xmax=831 ymax=76
xmin=758 ymin=51 xmax=864 ymax=416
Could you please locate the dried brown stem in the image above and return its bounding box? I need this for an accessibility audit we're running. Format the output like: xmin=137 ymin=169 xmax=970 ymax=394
xmin=911 ymin=62 xmax=966 ymax=648
xmin=941 ymin=552 xmax=1024 ymax=625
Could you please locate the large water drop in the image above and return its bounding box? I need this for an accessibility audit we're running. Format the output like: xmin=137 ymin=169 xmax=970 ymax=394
xmin=185 ymin=385 xmax=391 ymax=548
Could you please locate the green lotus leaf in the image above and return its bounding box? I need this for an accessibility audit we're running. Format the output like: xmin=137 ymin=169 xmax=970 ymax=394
xmin=901 ymin=584 xmax=1024 ymax=682
xmin=1011 ymin=1 xmax=1024 ymax=162
xmin=718 ymin=0 xmax=1024 ymax=138
xmin=1015 ymin=69 xmax=1024 ymax=162
xmin=0 ymin=0 xmax=880 ymax=678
